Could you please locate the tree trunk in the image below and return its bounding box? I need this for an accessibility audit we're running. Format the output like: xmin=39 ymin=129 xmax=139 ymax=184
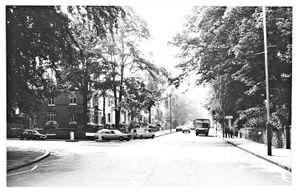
xmin=113 ymin=85 xmax=120 ymax=129
xmin=82 ymin=77 xmax=89 ymax=131
xmin=148 ymin=106 xmax=151 ymax=124
xmin=117 ymin=31 xmax=125 ymax=130
xmin=102 ymin=92 xmax=106 ymax=127
xmin=286 ymin=125 xmax=291 ymax=149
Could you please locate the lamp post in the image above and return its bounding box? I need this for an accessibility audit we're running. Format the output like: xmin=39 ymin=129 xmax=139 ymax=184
xmin=263 ymin=6 xmax=272 ymax=156
xmin=169 ymin=93 xmax=172 ymax=132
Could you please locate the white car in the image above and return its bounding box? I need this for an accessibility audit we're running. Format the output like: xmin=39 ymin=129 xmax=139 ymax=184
xmin=182 ymin=126 xmax=191 ymax=133
xmin=131 ymin=128 xmax=155 ymax=139
xmin=94 ymin=129 xmax=111 ymax=139
xmin=96 ymin=129 xmax=132 ymax=141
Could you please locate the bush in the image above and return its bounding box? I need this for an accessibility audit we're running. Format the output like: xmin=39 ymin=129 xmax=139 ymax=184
xmin=44 ymin=121 xmax=59 ymax=130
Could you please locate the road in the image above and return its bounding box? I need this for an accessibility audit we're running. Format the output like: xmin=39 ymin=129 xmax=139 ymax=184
xmin=7 ymin=131 xmax=291 ymax=186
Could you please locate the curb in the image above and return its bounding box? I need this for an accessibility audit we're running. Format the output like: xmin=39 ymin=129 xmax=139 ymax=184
xmin=155 ymin=131 xmax=175 ymax=138
xmin=218 ymin=136 xmax=291 ymax=172
xmin=65 ymin=139 xmax=79 ymax=142
xmin=7 ymin=150 xmax=51 ymax=173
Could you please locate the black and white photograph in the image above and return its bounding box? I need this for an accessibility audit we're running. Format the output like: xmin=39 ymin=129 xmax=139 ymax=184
xmin=3 ymin=0 xmax=298 ymax=191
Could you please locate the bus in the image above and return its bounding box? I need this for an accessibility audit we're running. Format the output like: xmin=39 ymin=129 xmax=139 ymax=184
xmin=193 ymin=119 xmax=210 ymax=136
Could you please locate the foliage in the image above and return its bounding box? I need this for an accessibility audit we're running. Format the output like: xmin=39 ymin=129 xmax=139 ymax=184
xmin=7 ymin=6 xmax=75 ymax=117
xmin=172 ymin=6 xmax=292 ymax=131
xmin=58 ymin=6 xmax=124 ymax=129
xmin=100 ymin=7 xmax=167 ymax=128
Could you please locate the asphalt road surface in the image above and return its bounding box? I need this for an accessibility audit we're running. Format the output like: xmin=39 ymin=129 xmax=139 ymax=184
xmin=7 ymin=131 xmax=291 ymax=187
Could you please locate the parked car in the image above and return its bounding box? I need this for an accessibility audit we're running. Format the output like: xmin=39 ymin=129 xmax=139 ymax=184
xmin=131 ymin=128 xmax=155 ymax=139
xmin=182 ymin=126 xmax=191 ymax=133
xmin=100 ymin=130 xmax=132 ymax=141
xmin=19 ymin=130 xmax=47 ymax=140
xmin=94 ymin=129 xmax=111 ymax=139
xmin=175 ymin=126 xmax=183 ymax=132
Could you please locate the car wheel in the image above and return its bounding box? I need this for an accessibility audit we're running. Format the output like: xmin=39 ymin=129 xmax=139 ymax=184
xmin=103 ymin=137 xmax=109 ymax=141
xmin=139 ymin=136 xmax=144 ymax=139
xmin=151 ymin=135 xmax=155 ymax=139
xmin=119 ymin=137 xmax=124 ymax=141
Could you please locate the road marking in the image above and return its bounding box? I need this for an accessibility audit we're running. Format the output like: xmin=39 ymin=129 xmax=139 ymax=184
xmin=7 ymin=165 xmax=37 ymax=177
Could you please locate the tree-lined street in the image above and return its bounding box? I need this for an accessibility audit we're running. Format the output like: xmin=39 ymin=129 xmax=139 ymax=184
xmin=6 ymin=5 xmax=293 ymax=188
xmin=7 ymin=132 xmax=291 ymax=186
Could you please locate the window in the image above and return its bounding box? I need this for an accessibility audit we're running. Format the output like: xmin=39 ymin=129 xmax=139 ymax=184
xmin=48 ymin=98 xmax=55 ymax=106
xmin=33 ymin=115 xmax=37 ymax=125
xmin=108 ymin=113 xmax=111 ymax=123
xmin=69 ymin=95 xmax=77 ymax=105
xmin=69 ymin=114 xmax=77 ymax=124
xmin=123 ymin=112 xmax=126 ymax=123
xmin=98 ymin=113 xmax=102 ymax=125
xmin=94 ymin=111 xmax=98 ymax=124
xmin=88 ymin=110 xmax=94 ymax=124
xmin=88 ymin=98 xmax=93 ymax=108
xmin=47 ymin=112 xmax=56 ymax=122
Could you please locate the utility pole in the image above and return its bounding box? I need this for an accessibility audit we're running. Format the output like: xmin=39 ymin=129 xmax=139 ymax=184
xmin=169 ymin=93 xmax=172 ymax=132
xmin=263 ymin=6 xmax=272 ymax=156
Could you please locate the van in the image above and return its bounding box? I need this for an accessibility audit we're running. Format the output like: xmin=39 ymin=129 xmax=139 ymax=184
xmin=131 ymin=127 xmax=155 ymax=139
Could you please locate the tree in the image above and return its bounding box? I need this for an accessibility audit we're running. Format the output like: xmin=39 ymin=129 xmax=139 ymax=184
xmin=61 ymin=6 xmax=124 ymax=130
xmin=7 ymin=6 xmax=75 ymax=120
xmin=103 ymin=7 xmax=164 ymax=129
xmin=94 ymin=77 xmax=115 ymax=127
xmin=172 ymin=6 xmax=292 ymax=147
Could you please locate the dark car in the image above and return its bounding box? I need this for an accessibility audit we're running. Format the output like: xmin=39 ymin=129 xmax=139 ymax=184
xmin=19 ymin=130 xmax=47 ymax=140
xmin=175 ymin=126 xmax=183 ymax=132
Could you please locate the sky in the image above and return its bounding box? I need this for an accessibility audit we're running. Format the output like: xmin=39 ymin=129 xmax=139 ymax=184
xmin=133 ymin=6 xmax=193 ymax=75
xmin=133 ymin=6 xmax=211 ymax=118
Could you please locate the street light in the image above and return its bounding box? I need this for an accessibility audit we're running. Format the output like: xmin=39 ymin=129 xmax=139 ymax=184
xmin=263 ymin=6 xmax=272 ymax=156
xmin=169 ymin=92 xmax=172 ymax=132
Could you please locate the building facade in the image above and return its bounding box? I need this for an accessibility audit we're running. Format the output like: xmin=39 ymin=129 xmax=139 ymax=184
xmin=41 ymin=90 xmax=131 ymax=130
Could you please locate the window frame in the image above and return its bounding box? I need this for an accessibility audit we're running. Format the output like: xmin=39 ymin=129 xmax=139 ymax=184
xmin=69 ymin=95 xmax=77 ymax=105
xmin=48 ymin=97 xmax=55 ymax=106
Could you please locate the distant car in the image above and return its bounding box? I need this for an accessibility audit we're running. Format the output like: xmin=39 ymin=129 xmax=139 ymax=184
xmin=182 ymin=127 xmax=191 ymax=133
xmin=131 ymin=128 xmax=155 ymax=139
xmin=175 ymin=126 xmax=183 ymax=132
xmin=100 ymin=130 xmax=132 ymax=141
xmin=19 ymin=130 xmax=47 ymax=140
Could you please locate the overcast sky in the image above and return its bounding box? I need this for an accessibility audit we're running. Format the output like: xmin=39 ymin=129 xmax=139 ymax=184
xmin=133 ymin=6 xmax=193 ymax=75
xmin=133 ymin=6 xmax=211 ymax=119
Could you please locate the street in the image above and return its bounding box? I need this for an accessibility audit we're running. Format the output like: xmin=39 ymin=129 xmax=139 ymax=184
xmin=7 ymin=131 xmax=291 ymax=187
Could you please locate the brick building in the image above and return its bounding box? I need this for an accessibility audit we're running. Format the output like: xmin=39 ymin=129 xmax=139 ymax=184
xmin=40 ymin=90 xmax=131 ymax=130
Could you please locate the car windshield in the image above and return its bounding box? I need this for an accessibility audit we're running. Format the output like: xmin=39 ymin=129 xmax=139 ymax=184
xmin=97 ymin=129 xmax=110 ymax=133
xmin=113 ymin=130 xmax=122 ymax=134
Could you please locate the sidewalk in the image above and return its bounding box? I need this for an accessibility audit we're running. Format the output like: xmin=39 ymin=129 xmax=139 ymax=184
xmin=216 ymin=132 xmax=291 ymax=172
xmin=154 ymin=129 xmax=176 ymax=137
xmin=7 ymin=146 xmax=50 ymax=172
